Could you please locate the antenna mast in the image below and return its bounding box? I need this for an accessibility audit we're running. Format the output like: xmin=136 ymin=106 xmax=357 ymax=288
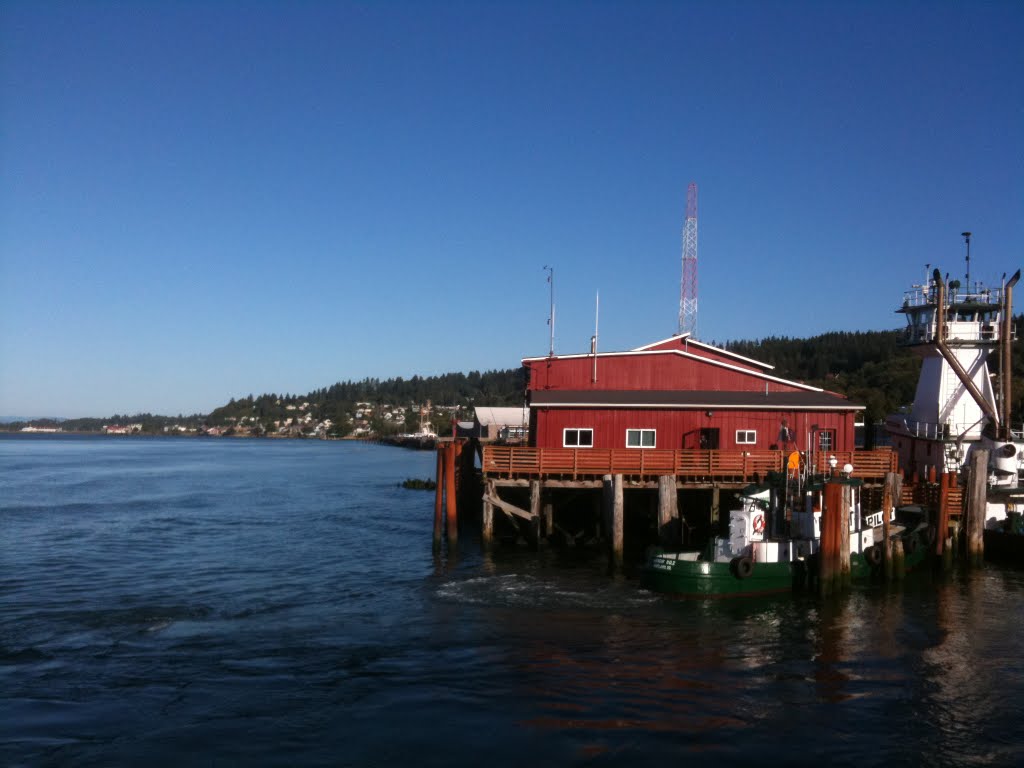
xmin=961 ymin=231 xmax=972 ymax=288
xmin=544 ymin=265 xmax=555 ymax=356
xmin=679 ymin=182 xmax=698 ymax=336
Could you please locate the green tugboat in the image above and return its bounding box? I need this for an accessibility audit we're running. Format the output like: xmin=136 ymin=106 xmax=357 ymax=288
xmin=640 ymin=472 xmax=930 ymax=598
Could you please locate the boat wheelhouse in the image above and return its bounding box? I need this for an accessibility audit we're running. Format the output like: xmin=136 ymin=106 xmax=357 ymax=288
xmin=885 ymin=266 xmax=1021 ymax=483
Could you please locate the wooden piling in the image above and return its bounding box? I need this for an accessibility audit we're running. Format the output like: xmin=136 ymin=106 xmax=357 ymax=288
xmin=937 ymin=471 xmax=951 ymax=567
xmin=542 ymin=501 xmax=553 ymax=541
xmin=482 ymin=477 xmax=495 ymax=549
xmin=965 ymin=448 xmax=988 ymax=567
xmin=892 ymin=537 xmax=905 ymax=580
xmin=433 ymin=446 xmax=445 ymax=551
xmin=611 ymin=474 xmax=624 ymax=572
xmin=445 ymin=441 xmax=457 ymax=549
xmin=820 ymin=481 xmax=845 ymax=597
xmin=529 ymin=480 xmax=542 ymax=550
xmin=657 ymin=475 xmax=678 ymax=547
xmin=595 ymin=482 xmax=606 ymax=542
xmin=839 ymin=484 xmax=852 ymax=589
xmin=882 ymin=472 xmax=900 ymax=582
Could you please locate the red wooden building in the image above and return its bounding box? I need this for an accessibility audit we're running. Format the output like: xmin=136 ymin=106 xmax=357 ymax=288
xmin=523 ymin=333 xmax=862 ymax=456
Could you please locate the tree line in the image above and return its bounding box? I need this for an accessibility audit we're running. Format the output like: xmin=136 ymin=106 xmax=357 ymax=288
xmin=7 ymin=318 xmax=1023 ymax=434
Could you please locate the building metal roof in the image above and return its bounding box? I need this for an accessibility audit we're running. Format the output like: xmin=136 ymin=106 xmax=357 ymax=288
xmin=522 ymin=334 xmax=775 ymax=372
xmin=473 ymin=406 xmax=529 ymax=427
xmin=528 ymin=389 xmax=863 ymax=411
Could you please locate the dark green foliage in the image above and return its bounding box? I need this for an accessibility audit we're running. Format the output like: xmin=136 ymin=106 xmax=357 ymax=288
xmin=725 ymin=318 xmax=1024 ymax=426
xmin=726 ymin=330 xmax=919 ymax=425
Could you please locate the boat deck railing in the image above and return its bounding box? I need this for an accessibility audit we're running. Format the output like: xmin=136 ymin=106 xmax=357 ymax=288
xmin=885 ymin=416 xmax=986 ymax=441
xmin=482 ymin=446 xmax=898 ymax=482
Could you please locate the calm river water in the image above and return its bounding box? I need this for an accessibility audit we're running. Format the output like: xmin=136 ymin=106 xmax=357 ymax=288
xmin=2 ymin=434 xmax=1023 ymax=767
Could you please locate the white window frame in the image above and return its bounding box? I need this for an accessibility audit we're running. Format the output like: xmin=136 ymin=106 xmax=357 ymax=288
xmin=735 ymin=429 xmax=757 ymax=445
xmin=563 ymin=428 xmax=594 ymax=448
xmin=818 ymin=430 xmax=835 ymax=451
xmin=625 ymin=428 xmax=656 ymax=448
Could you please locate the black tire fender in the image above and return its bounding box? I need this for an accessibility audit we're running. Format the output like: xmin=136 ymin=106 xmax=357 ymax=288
xmin=731 ymin=556 xmax=753 ymax=579
xmin=864 ymin=545 xmax=883 ymax=566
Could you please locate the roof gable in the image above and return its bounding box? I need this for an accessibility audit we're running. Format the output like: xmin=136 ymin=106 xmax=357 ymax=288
xmin=631 ymin=334 xmax=774 ymax=371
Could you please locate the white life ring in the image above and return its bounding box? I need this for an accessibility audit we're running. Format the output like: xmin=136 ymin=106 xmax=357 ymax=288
xmin=752 ymin=514 xmax=766 ymax=534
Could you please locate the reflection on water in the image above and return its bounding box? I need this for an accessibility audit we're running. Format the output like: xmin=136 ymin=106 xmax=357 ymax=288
xmin=3 ymin=436 xmax=1024 ymax=767
xmin=435 ymin=561 xmax=1024 ymax=766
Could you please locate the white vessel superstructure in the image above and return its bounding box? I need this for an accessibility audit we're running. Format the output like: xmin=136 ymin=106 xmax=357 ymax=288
xmin=885 ymin=263 xmax=1021 ymax=485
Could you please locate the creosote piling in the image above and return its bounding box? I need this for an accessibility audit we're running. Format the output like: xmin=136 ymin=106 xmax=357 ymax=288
xmin=819 ymin=481 xmax=852 ymax=597
xmin=965 ymin=448 xmax=989 ymax=567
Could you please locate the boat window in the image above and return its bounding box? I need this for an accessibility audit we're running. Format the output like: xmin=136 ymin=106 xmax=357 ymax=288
xmin=735 ymin=430 xmax=756 ymax=445
xmin=626 ymin=429 xmax=656 ymax=448
xmin=563 ymin=428 xmax=593 ymax=448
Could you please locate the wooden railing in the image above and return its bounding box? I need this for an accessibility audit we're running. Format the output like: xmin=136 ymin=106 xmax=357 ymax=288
xmin=482 ymin=446 xmax=897 ymax=482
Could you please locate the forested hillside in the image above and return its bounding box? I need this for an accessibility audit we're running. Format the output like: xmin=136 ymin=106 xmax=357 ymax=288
xmin=9 ymin=318 xmax=1024 ymax=435
xmin=724 ymin=316 xmax=1024 ymax=426
xmin=725 ymin=330 xmax=921 ymax=427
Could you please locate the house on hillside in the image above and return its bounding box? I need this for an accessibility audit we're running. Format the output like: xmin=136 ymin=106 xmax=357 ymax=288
xmin=522 ymin=333 xmax=862 ymax=456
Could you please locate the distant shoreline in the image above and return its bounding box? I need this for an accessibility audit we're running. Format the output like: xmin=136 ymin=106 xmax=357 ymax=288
xmin=2 ymin=431 xmax=438 ymax=450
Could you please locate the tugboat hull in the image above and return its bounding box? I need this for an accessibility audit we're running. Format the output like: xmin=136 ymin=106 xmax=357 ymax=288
xmin=640 ymin=553 xmax=796 ymax=598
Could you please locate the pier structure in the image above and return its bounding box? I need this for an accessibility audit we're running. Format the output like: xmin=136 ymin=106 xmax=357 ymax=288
xmin=434 ymin=330 xmax=891 ymax=566
xmin=476 ymin=445 xmax=898 ymax=568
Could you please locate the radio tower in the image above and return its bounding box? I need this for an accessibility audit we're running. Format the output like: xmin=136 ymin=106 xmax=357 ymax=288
xmin=678 ymin=182 xmax=698 ymax=336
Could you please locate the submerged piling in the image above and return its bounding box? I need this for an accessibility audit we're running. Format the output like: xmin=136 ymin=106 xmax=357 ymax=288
xmin=892 ymin=537 xmax=906 ymax=580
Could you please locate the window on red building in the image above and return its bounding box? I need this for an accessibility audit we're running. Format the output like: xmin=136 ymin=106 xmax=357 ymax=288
xmin=563 ymin=428 xmax=593 ymax=448
xmin=736 ymin=430 xmax=756 ymax=445
xmin=818 ymin=430 xmax=835 ymax=452
xmin=625 ymin=429 xmax=656 ymax=448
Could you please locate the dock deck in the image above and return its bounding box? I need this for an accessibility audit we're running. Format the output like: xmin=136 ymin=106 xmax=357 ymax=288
xmin=482 ymin=445 xmax=897 ymax=483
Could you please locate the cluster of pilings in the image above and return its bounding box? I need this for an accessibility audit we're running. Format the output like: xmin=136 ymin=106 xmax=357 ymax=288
xmin=432 ymin=440 xmax=478 ymax=552
xmin=432 ymin=439 xmax=994 ymax=580
xmin=820 ymin=451 xmax=990 ymax=598
xmin=904 ymin=448 xmax=988 ymax=570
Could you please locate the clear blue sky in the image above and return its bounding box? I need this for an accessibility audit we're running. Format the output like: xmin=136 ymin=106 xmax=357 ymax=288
xmin=2 ymin=1 xmax=1021 ymax=418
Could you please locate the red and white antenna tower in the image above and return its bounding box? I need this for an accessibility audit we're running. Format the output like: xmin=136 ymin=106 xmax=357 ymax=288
xmin=678 ymin=182 xmax=698 ymax=336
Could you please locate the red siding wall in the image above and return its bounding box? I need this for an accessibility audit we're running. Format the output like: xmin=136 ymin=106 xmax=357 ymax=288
xmin=531 ymin=407 xmax=855 ymax=453
xmin=527 ymin=353 xmax=804 ymax=393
